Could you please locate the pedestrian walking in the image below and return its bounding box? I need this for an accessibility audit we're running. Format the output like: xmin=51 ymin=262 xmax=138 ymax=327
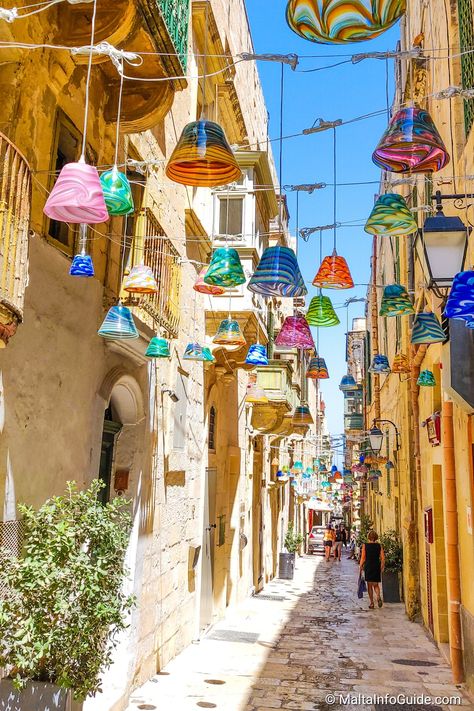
xmin=323 ymin=524 xmax=335 ymax=562
xmin=359 ymin=530 xmax=385 ymax=608
xmin=333 ymin=524 xmax=345 ymax=561
xmin=347 ymin=530 xmax=356 ymax=560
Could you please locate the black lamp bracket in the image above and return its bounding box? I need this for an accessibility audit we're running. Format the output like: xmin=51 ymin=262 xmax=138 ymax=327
xmin=431 ymin=190 xmax=474 ymax=219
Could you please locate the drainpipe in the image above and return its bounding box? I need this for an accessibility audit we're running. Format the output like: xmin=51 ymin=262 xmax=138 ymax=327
xmin=370 ymin=236 xmax=381 ymax=420
xmin=442 ymin=399 xmax=464 ymax=684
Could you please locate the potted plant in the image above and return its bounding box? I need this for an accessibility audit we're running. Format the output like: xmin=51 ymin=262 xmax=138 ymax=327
xmin=279 ymin=523 xmax=304 ymax=579
xmin=380 ymin=529 xmax=403 ymax=603
xmin=0 ymin=480 xmax=135 ymax=710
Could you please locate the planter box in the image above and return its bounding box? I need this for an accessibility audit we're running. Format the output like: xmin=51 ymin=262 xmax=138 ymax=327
xmin=0 ymin=678 xmax=70 ymax=711
xmin=278 ymin=552 xmax=295 ymax=580
xmin=382 ymin=570 xmax=401 ymax=603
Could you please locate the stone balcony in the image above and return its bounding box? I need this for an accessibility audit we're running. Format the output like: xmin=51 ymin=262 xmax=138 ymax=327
xmin=250 ymin=360 xmax=301 ymax=435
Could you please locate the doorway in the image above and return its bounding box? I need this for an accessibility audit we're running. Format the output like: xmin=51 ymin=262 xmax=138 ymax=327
xmin=200 ymin=466 xmax=217 ymax=633
xmin=98 ymin=406 xmax=122 ymax=505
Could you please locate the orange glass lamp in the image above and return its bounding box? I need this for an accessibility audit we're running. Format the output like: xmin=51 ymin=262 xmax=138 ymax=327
xmin=193 ymin=267 xmax=226 ymax=295
xmin=122 ymin=265 xmax=158 ymax=294
xmin=165 ymin=119 xmax=241 ymax=187
xmin=292 ymin=404 xmax=314 ymax=426
xmin=392 ymin=353 xmax=410 ymax=373
xmin=212 ymin=318 xmax=246 ymax=346
xmin=312 ymin=249 xmax=354 ymax=289
xmin=306 ymin=356 xmax=329 ymax=379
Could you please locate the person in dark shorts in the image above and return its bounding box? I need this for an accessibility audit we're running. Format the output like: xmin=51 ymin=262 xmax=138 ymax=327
xmin=359 ymin=530 xmax=385 ymax=608
xmin=333 ymin=524 xmax=345 ymax=561
xmin=323 ymin=524 xmax=335 ymax=562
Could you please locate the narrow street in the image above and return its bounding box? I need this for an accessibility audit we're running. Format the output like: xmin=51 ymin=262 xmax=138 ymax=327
xmin=126 ymin=556 xmax=473 ymax=711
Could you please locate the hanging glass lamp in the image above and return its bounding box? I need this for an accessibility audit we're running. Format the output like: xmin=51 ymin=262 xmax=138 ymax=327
xmin=306 ymin=356 xmax=329 ymax=379
xmin=98 ymin=304 xmax=139 ymax=340
xmin=44 ymin=159 xmax=109 ymax=224
xmin=368 ymin=354 xmax=391 ymax=373
xmin=204 ymin=247 xmax=246 ymax=288
xmin=275 ymin=316 xmax=315 ymax=349
xmin=183 ymin=343 xmax=215 ymax=362
xmin=70 ymin=252 xmax=94 ymax=277
xmin=193 ymin=267 xmax=226 ymax=295
xmin=312 ymin=249 xmax=354 ymax=289
xmin=213 ymin=318 xmax=246 ymax=346
xmin=247 ymin=245 xmax=307 ymax=297
xmin=285 ymin=0 xmax=405 ymax=44
xmin=245 ymin=379 xmax=269 ymax=404
xmin=145 ymin=337 xmax=170 ymax=358
xmin=292 ymin=405 xmax=314 ymax=426
xmin=245 ymin=344 xmax=269 ymax=366
xmin=379 ymin=284 xmax=414 ymax=317
xmin=306 ymin=294 xmax=340 ymax=326
xmin=392 ymin=353 xmax=410 ymax=373
xmin=165 ymin=119 xmax=241 ymax=187
xmin=411 ymin=311 xmax=446 ymax=344
xmin=339 ymin=374 xmax=356 ymax=391
xmin=364 ymin=193 xmax=418 ymax=236
xmin=417 ymin=369 xmax=436 ymax=387
xmin=122 ymin=265 xmax=158 ymax=294
xmin=372 ymin=107 xmax=450 ymax=174
xmin=99 ymin=167 xmax=134 ymax=216
xmin=444 ymin=270 xmax=474 ymax=321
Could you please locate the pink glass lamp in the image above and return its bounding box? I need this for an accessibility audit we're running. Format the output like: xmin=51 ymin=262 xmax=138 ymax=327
xmin=44 ymin=158 xmax=108 ymax=223
xmin=275 ymin=316 xmax=315 ymax=350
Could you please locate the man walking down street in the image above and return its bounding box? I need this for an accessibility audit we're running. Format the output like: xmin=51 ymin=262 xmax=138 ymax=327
xmin=333 ymin=524 xmax=346 ymax=562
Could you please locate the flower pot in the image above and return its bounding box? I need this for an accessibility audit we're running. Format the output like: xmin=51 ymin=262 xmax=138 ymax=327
xmin=0 ymin=678 xmax=71 ymax=710
xmin=382 ymin=570 xmax=401 ymax=603
xmin=278 ymin=552 xmax=295 ymax=580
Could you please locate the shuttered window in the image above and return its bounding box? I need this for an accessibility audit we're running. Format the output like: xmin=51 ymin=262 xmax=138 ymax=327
xmin=458 ymin=0 xmax=474 ymax=135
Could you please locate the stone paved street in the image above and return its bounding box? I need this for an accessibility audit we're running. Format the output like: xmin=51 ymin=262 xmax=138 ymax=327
xmin=126 ymin=555 xmax=474 ymax=711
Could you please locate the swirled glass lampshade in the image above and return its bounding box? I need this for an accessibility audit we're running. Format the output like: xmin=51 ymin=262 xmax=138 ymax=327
xmin=292 ymin=405 xmax=314 ymax=426
xmin=444 ymin=270 xmax=474 ymax=321
xmin=247 ymin=246 xmax=307 ymax=297
xmin=122 ymin=265 xmax=158 ymax=294
xmin=275 ymin=316 xmax=315 ymax=349
xmin=193 ymin=267 xmax=226 ymax=295
xmin=392 ymin=352 xmax=410 ymax=373
xmin=364 ymin=193 xmax=418 ymax=236
xmin=98 ymin=305 xmax=139 ymax=340
xmin=245 ymin=344 xmax=269 ymax=366
xmin=213 ymin=318 xmax=246 ymax=346
xmin=165 ymin=119 xmax=241 ymax=187
xmin=306 ymin=356 xmax=329 ymax=379
xmin=204 ymin=247 xmax=246 ymax=288
xmin=99 ymin=167 xmax=134 ymax=216
xmin=411 ymin=311 xmax=446 ymax=344
xmin=312 ymin=249 xmax=354 ymax=289
xmin=368 ymin=354 xmax=391 ymax=373
xmin=183 ymin=343 xmax=215 ymax=362
xmin=70 ymin=252 xmax=94 ymax=277
xmin=246 ymin=381 xmax=269 ymax=404
xmin=372 ymin=107 xmax=450 ymax=174
xmin=44 ymin=161 xmax=108 ymax=223
xmin=417 ymin=369 xmax=436 ymax=387
xmin=285 ymin=0 xmax=405 ymax=44
xmin=306 ymin=294 xmax=340 ymax=326
xmin=380 ymin=284 xmax=414 ymax=317
xmin=145 ymin=337 xmax=170 ymax=358
xmin=339 ymin=374 xmax=357 ymax=391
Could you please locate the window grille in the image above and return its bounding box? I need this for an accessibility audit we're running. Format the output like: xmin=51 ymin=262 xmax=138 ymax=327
xmin=458 ymin=0 xmax=474 ymax=135
xmin=208 ymin=406 xmax=216 ymax=450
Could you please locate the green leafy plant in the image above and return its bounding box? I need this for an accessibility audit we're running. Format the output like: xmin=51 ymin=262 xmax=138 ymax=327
xmin=0 ymin=480 xmax=135 ymax=700
xmin=356 ymin=514 xmax=373 ymax=546
xmin=284 ymin=522 xmax=304 ymax=554
xmin=380 ymin=529 xmax=403 ymax=572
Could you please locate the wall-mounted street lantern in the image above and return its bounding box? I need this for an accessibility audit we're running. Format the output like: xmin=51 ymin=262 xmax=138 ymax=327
xmin=368 ymin=418 xmax=401 ymax=454
xmin=419 ymin=191 xmax=471 ymax=296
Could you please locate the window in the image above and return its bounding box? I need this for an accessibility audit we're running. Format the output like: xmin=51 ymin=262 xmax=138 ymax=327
xmin=458 ymin=0 xmax=474 ymax=135
xmin=173 ymin=369 xmax=188 ymax=451
xmin=208 ymin=406 xmax=216 ymax=450
xmin=218 ymin=196 xmax=244 ymax=236
xmin=47 ymin=115 xmax=82 ymax=254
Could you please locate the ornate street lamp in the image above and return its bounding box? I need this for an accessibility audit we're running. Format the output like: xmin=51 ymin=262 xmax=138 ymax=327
xmin=369 ymin=418 xmax=401 ymax=454
xmin=419 ymin=191 xmax=470 ymax=296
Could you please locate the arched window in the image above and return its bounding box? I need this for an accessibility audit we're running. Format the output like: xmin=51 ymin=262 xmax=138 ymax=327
xmin=208 ymin=406 xmax=216 ymax=451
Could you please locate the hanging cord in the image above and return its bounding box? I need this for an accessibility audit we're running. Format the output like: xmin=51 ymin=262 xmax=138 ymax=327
xmin=385 ymin=57 xmax=390 ymax=121
xmin=80 ymin=0 xmax=98 ymax=160
xmin=113 ymin=64 xmax=125 ymax=168
xmin=279 ymin=62 xmax=285 ymax=234
xmin=333 ymin=126 xmax=337 ymax=251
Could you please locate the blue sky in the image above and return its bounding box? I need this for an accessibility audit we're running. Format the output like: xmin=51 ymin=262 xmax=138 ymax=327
xmin=245 ymin=1 xmax=400 ymax=443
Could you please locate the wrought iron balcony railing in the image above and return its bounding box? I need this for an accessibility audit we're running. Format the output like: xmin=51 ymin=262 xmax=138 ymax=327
xmin=0 ymin=132 xmax=31 ymax=346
